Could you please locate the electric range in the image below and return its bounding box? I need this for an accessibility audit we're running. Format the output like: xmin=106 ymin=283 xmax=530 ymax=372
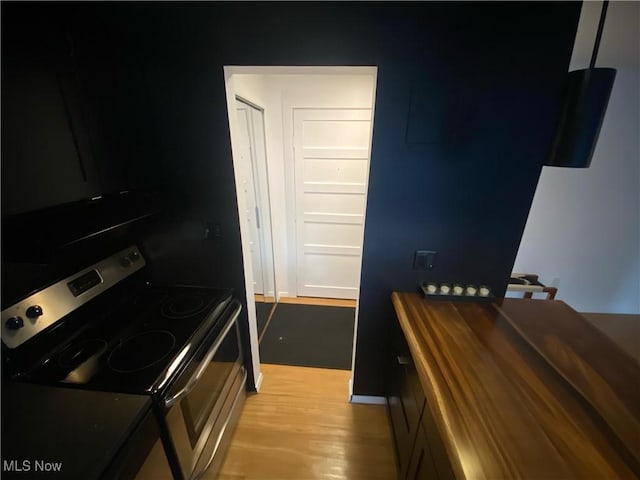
xmin=1 ymin=245 xmax=247 ymax=480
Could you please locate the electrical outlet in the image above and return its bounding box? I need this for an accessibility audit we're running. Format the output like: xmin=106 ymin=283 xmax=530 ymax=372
xmin=413 ymin=250 xmax=437 ymax=270
xmin=204 ymin=222 xmax=222 ymax=240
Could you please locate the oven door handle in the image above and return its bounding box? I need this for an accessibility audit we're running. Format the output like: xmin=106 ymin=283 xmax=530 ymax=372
xmin=164 ymin=301 xmax=242 ymax=408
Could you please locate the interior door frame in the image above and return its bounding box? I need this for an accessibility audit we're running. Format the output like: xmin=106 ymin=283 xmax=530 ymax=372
xmin=223 ymin=72 xmax=265 ymax=392
xmin=234 ymin=97 xmax=265 ymax=295
xmin=224 ymin=66 xmax=378 ymax=395
xmin=235 ymin=96 xmax=276 ymax=299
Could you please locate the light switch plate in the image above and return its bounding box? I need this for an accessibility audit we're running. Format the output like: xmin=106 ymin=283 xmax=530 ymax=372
xmin=413 ymin=250 xmax=437 ymax=270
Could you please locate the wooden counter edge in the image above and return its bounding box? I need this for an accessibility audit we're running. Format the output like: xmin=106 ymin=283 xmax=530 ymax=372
xmin=391 ymin=292 xmax=467 ymax=480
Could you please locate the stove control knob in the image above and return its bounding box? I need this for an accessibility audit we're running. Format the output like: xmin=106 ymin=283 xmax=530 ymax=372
xmin=121 ymin=257 xmax=132 ymax=268
xmin=130 ymin=251 xmax=140 ymax=262
xmin=26 ymin=305 xmax=43 ymax=319
xmin=6 ymin=316 xmax=24 ymax=330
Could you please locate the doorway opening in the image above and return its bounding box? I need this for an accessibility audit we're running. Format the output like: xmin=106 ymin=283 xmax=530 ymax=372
xmin=224 ymin=66 xmax=378 ymax=393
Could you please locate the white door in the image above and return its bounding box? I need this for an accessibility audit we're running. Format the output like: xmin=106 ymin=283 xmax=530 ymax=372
xmin=236 ymin=100 xmax=265 ymax=294
xmin=293 ymin=108 xmax=372 ymax=299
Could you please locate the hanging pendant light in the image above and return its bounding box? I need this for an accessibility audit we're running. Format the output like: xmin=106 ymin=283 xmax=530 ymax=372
xmin=546 ymin=1 xmax=616 ymax=168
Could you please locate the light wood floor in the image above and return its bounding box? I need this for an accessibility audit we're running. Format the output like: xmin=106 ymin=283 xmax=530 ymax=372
xmin=254 ymin=294 xmax=276 ymax=303
xmin=278 ymin=296 xmax=357 ymax=308
xmin=216 ymin=364 xmax=397 ymax=480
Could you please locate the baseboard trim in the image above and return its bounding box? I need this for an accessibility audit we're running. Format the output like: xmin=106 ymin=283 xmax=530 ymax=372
xmin=349 ymin=394 xmax=387 ymax=405
xmin=279 ymin=296 xmax=357 ymax=308
xmin=254 ymin=371 xmax=264 ymax=392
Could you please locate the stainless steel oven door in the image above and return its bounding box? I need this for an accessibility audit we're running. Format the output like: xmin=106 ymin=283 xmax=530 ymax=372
xmin=163 ymin=300 xmax=246 ymax=480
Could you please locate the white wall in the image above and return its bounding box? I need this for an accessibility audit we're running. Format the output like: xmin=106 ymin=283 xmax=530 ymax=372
xmin=513 ymin=1 xmax=640 ymax=313
xmin=230 ymin=68 xmax=376 ymax=298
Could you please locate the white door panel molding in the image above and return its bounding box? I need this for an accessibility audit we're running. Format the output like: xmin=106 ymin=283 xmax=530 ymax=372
xmin=293 ymin=108 xmax=372 ymax=299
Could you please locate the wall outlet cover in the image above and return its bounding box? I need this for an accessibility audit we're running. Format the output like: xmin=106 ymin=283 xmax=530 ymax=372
xmin=414 ymin=250 xmax=437 ymax=270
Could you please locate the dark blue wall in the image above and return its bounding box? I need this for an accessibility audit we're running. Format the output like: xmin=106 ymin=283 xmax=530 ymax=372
xmin=2 ymin=2 xmax=581 ymax=395
xmin=351 ymin=4 xmax=582 ymax=395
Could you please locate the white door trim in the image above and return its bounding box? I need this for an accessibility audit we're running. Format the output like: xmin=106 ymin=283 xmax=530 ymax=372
xmin=235 ymin=96 xmax=276 ymax=299
xmin=223 ymin=66 xmax=378 ymax=388
xmin=235 ymin=98 xmax=265 ymax=294
xmin=222 ymin=72 xmax=263 ymax=391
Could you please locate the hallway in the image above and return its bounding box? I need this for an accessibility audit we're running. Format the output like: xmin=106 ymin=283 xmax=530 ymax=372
xmin=217 ymin=364 xmax=397 ymax=480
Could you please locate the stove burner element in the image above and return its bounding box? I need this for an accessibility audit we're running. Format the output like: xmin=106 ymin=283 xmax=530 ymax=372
xmin=59 ymin=339 xmax=108 ymax=369
xmin=161 ymin=293 xmax=212 ymax=319
xmin=108 ymin=331 xmax=176 ymax=373
xmin=133 ymin=290 xmax=167 ymax=307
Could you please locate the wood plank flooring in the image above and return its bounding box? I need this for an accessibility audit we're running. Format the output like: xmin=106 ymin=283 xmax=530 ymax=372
xmin=216 ymin=364 xmax=397 ymax=480
xmin=278 ymin=296 xmax=357 ymax=308
xmin=254 ymin=294 xmax=276 ymax=303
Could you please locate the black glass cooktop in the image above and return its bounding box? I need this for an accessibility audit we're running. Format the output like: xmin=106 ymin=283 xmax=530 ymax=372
xmin=21 ymin=285 xmax=232 ymax=396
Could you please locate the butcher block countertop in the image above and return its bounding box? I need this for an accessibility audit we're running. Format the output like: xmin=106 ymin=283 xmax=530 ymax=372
xmin=391 ymin=292 xmax=640 ymax=479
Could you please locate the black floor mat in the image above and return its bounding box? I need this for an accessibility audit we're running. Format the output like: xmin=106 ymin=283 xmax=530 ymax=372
xmin=259 ymin=303 xmax=355 ymax=370
xmin=255 ymin=302 xmax=274 ymax=338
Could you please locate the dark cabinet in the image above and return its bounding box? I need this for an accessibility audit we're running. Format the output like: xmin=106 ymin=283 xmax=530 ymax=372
xmin=388 ymin=313 xmax=455 ymax=480
xmin=67 ymin=9 xmax=161 ymax=196
xmin=388 ymin=316 xmax=426 ymax=478
xmin=1 ymin=5 xmax=100 ymax=215
xmin=2 ymin=4 xmax=161 ymax=216
xmin=405 ymin=426 xmax=438 ymax=480
xmin=405 ymin=407 xmax=455 ymax=480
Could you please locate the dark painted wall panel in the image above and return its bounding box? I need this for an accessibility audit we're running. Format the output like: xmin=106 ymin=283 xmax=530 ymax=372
xmin=355 ymin=4 xmax=581 ymax=394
